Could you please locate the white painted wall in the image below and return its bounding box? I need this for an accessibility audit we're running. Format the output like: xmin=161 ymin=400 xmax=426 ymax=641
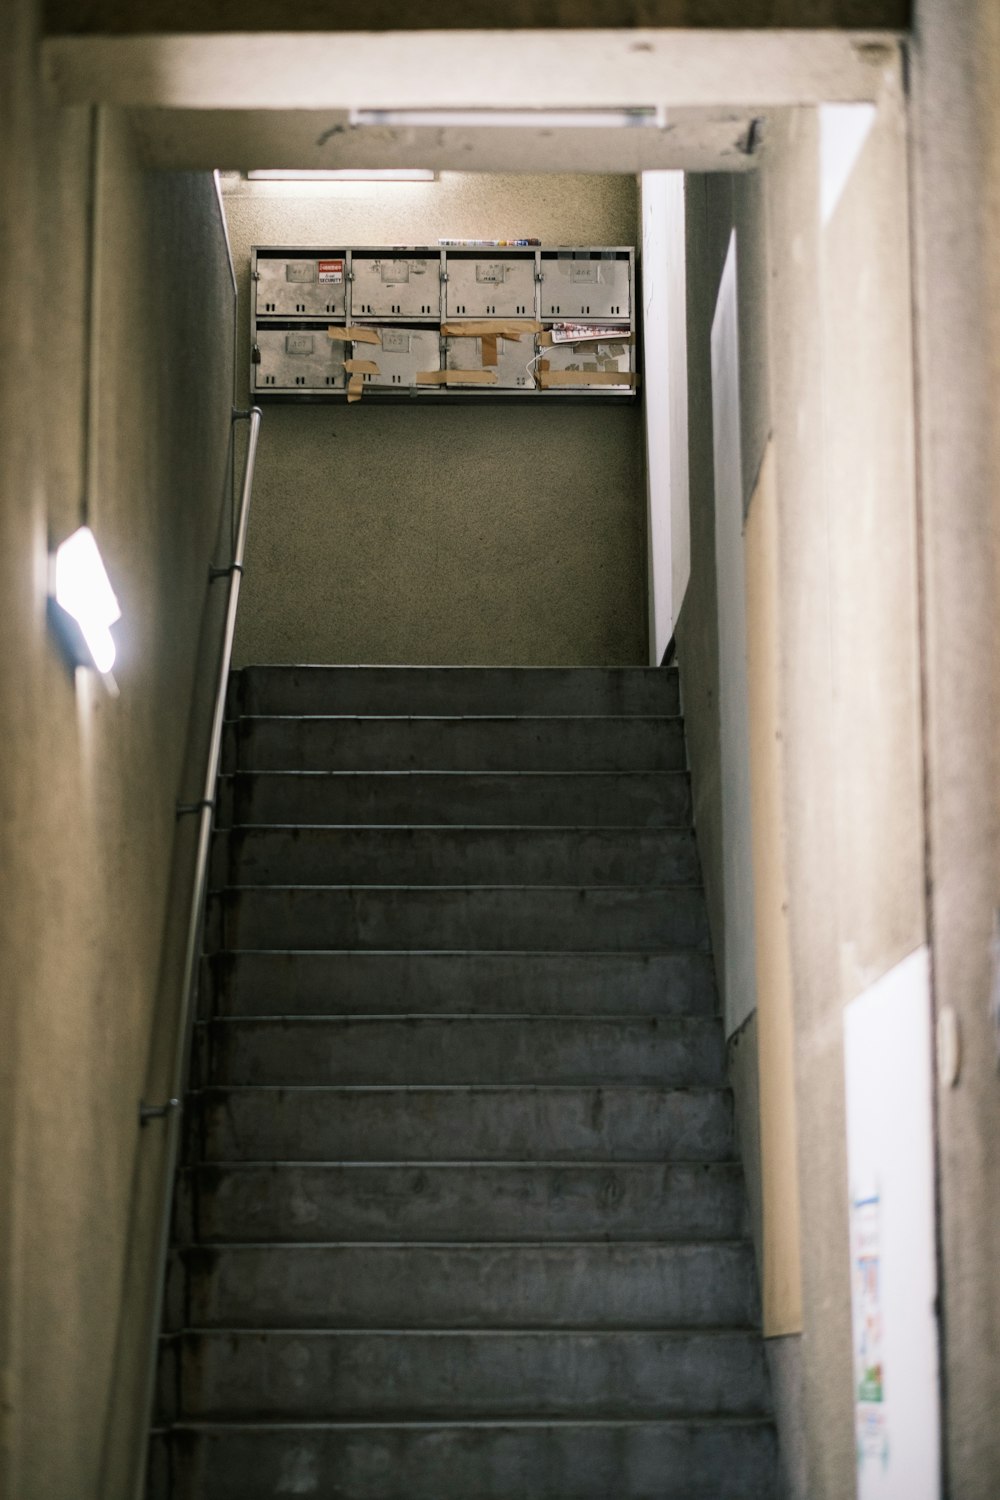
xmin=641 ymin=170 xmax=689 ymax=663
xmin=711 ymin=232 xmax=757 ymax=1035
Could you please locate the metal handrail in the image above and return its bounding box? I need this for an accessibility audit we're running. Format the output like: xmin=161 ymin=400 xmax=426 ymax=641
xmin=147 ymin=404 xmax=261 ymax=1124
xmin=133 ymin=403 xmax=261 ymax=1488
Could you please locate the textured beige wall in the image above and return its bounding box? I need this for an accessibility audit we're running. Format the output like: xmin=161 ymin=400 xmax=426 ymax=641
xmin=0 ymin=5 xmax=235 ymax=1492
xmin=681 ymin=85 xmax=924 ymax=1499
xmin=224 ymin=173 xmax=647 ymax=666
xmin=772 ymin=94 xmax=923 ymax=1497
xmin=744 ymin=440 xmax=802 ymax=1341
xmin=911 ymin=2 xmax=1000 ymax=1492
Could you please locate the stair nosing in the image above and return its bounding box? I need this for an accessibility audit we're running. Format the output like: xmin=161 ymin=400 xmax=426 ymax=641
xmin=209 ymin=876 xmax=707 ymax=888
xmin=200 ymin=1008 xmax=719 ymax=1020
xmin=176 ymin=1237 xmax=753 ymax=1250
xmin=156 ymin=1416 xmax=774 ymax=1433
xmin=222 ymin=769 xmax=691 ymax=779
xmin=229 ymin=713 xmax=685 ymax=723
xmin=197 ymin=1082 xmax=731 ymax=1094
xmin=172 ymin=1325 xmax=763 ymax=1338
xmin=208 ymin=945 xmax=714 ymax=955
xmin=186 ymin=1158 xmax=741 ymax=1169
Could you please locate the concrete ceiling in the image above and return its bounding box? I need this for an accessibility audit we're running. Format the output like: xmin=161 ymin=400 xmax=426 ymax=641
xmin=128 ymin=109 xmax=764 ymax=175
xmin=44 ymin=0 xmax=911 ymax=32
xmin=43 ymin=24 xmax=902 ymax=176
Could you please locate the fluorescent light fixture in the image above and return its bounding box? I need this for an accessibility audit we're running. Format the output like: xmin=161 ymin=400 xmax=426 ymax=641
xmin=247 ymin=169 xmax=436 ymax=182
xmin=349 ymin=108 xmax=667 ymax=130
xmin=49 ymin=526 xmax=121 ymax=677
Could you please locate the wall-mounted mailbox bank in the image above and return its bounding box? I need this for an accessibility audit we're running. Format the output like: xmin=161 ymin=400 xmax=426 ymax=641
xmin=251 ymin=245 xmax=637 ymax=401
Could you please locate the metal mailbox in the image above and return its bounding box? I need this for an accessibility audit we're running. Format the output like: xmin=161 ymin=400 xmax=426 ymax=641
xmin=352 ymin=256 xmax=441 ymax=318
xmin=540 ymin=251 xmax=631 ymax=320
xmin=445 ymin=254 xmax=537 ymax=319
xmin=362 ymin=328 xmax=441 ymax=388
xmin=254 ymin=327 xmax=346 ymax=392
xmin=255 ymin=255 xmax=347 ymax=317
xmin=444 ymin=334 xmax=536 ymax=390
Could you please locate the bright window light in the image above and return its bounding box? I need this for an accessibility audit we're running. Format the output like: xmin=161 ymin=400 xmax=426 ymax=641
xmin=52 ymin=526 xmax=121 ymax=675
xmin=348 ymin=108 xmax=667 ymax=130
xmin=247 ymin=169 xmax=437 ymax=182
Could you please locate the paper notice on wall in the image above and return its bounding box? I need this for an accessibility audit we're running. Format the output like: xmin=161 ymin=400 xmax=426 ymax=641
xmin=852 ymin=1193 xmax=888 ymax=1467
xmin=843 ymin=947 xmax=940 ymax=1500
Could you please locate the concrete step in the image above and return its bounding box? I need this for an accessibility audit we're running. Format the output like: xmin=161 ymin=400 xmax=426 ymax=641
xmin=162 ymin=1328 xmax=771 ymax=1423
xmin=182 ymin=1162 xmax=747 ymax=1244
xmin=149 ymin=1418 xmax=778 ymax=1500
xmin=176 ymin=1242 xmax=758 ymax=1332
xmin=204 ymin=950 xmax=718 ymax=1019
xmin=198 ymin=1016 xmax=726 ymax=1088
xmin=218 ymin=770 xmax=692 ymax=829
xmin=231 ymin=665 xmax=680 ymax=720
xmin=205 ymin=886 xmax=711 ymax=955
xmin=198 ymin=1085 xmax=734 ymax=1164
xmin=223 ymin=715 xmax=687 ymax=774
xmin=211 ymin=825 xmax=702 ymax=889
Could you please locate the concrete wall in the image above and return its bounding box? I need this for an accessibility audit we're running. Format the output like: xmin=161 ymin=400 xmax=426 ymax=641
xmin=0 ymin=3 xmax=236 ymax=1493
xmin=680 ymin=77 xmax=924 ymax=1498
xmin=223 ymin=173 xmax=647 ymax=667
xmin=911 ymin=2 xmax=1000 ymax=1493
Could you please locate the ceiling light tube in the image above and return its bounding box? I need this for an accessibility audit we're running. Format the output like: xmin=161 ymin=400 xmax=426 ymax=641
xmin=247 ymin=169 xmax=437 ymax=182
xmin=49 ymin=526 xmax=122 ymax=679
xmin=349 ymin=108 xmax=667 ymax=130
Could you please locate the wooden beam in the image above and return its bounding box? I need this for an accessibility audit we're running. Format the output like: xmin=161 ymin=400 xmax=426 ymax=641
xmin=44 ymin=0 xmax=911 ymax=36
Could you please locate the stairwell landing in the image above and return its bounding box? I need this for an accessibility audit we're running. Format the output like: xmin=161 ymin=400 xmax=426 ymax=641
xmin=149 ymin=665 xmax=777 ymax=1499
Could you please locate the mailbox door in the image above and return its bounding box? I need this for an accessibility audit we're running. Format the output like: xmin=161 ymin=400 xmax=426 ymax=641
xmin=364 ymin=328 xmax=441 ymax=388
xmin=256 ymin=256 xmax=347 ymax=317
xmin=540 ymin=252 xmax=631 ymax=320
xmin=444 ymin=255 xmax=537 ymax=318
xmin=542 ymin=331 xmax=634 ymax=389
xmin=445 ymin=335 xmax=536 ymax=390
xmin=254 ymin=328 xmax=346 ymax=391
xmin=352 ymin=256 xmax=441 ymax=318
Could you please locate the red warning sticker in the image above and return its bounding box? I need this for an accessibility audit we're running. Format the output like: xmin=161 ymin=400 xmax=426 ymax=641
xmin=318 ymin=259 xmax=344 ymax=283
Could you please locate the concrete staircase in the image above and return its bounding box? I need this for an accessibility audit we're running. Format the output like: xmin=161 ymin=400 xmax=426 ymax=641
xmin=149 ymin=666 xmax=777 ymax=1499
